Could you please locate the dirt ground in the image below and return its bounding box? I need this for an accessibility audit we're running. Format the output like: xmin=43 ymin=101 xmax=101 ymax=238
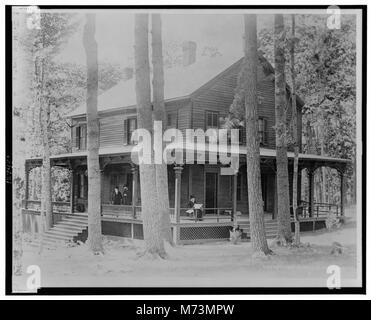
xmin=13 ymin=206 xmax=361 ymax=291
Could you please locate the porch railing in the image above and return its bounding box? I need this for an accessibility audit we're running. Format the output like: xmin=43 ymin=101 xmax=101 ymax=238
xmin=176 ymin=207 xmax=233 ymax=223
xmin=299 ymin=200 xmax=339 ymax=218
xmin=22 ymin=199 xmax=70 ymax=214
xmin=101 ymin=204 xmax=142 ymax=220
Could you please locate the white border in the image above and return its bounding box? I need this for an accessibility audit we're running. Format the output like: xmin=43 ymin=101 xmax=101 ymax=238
xmin=0 ymin=0 xmax=368 ymax=300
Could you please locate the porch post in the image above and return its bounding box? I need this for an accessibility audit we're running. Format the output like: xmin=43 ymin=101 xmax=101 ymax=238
xmin=24 ymin=163 xmax=30 ymax=209
xmin=340 ymin=170 xmax=345 ymax=216
xmin=131 ymin=164 xmax=138 ymax=219
xmin=273 ymin=174 xmax=277 ymax=220
xmin=174 ymin=165 xmax=183 ymax=223
xmin=308 ymin=167 xmax=315 ymax=218
xmin=174 ymin=165 xmax=183 ymax=244
xmin=70 ymin=168 xmax=74 ymax=214
xmin=97 ymin=159 xmax=105 ymax=216
xmin=232 ymin=172 xmax=238 ymax=222
xmin=297 ymin=169 xmax=302 ymax=206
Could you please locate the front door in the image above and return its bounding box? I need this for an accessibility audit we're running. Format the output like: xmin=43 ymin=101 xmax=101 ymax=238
xmin=205 ymin=172 xmax=218 ymax=214
xmin=261 ymin=174 xmax=267 ymax=212
xmin=126 ymin=172 xmax=133 ymax=205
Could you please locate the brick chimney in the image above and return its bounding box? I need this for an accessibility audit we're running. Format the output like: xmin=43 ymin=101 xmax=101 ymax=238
xmin=182 ymin=41 xmax=197 ymax=67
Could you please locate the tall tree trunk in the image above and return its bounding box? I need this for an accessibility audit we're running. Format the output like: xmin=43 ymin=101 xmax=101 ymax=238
xmin=83 ymin=13 xmax=103 ymax=254
xmin=40 ymin=73 xmax=53 ymax=232
xmin=12 ymin=11 xmax=29 ymax=275
xmin=35 ymin=44 xmax=53 ymax=243
xmin=290 ymin=15 xmax=300 ymax=246
xmin=135 ymin=14 xmax=166 ymax=258
xmin=274 ymin=14 xmax=292 ymax=244
xmin=243 ymin=15 xmax=271 ymax=255
xmin=151 ymin=14 xmax=173 ymax=245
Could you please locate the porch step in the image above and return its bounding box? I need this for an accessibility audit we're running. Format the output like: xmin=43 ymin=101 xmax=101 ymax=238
xmin=53 ymin=225 xmax=86 ymax=232
xmin=63 ymin=215 xmax=88 ymax=222
xmin=39 ymin=215 xmax=88 ymax=249
xmin=237 ymin=221 xmax=278 ymax=240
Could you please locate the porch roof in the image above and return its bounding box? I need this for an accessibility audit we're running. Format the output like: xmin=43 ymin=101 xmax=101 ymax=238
xmin=25 ymin=144 xmax=350 ymax=169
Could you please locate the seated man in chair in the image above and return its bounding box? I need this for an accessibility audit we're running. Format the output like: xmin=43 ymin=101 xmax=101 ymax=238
xmin=186 ymin=195 xmax=203 ymax=221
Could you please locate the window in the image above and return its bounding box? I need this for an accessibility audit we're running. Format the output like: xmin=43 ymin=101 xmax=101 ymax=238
xmin=77 ymin=172 xmax=87 ymax=199
xmin=127 ymin=118 xmax=137 ymax=144
xmin=75 ymin=124 xmax=87 ymax=150
xmin=167 ymin=112 xmax=177 ymax=129
xmin=205 ymin=111 xmax=219 ymax=143
xmin=238 ymin=126 xmax=244 ymax=145
xmin=258 ymin=118 xmax=267 ymax=145
xmin=205 ymin=111 xmax=219 ymax=129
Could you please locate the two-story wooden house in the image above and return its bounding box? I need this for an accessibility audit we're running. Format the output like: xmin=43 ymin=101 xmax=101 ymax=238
xmin=22 ymin=42 xmax=349 ymax=245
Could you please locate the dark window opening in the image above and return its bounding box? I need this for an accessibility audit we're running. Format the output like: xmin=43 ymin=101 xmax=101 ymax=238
xmin=258 ymin=118 xmax=267 ymax=145
xmin=127 ymin=118 xmax=137 ymax=144
xmin=206 ymin=111 xmax=219 ymax=129
xmin=77 ymin=172 xmax=87 ymax=199
xmin=75 ymin=124 xmax=87 ymax=150
xmin=167 ymin=112 xmax=178 ymax=129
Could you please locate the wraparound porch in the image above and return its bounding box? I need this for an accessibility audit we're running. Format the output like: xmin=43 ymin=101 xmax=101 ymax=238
xmin=22 ymin=146 xmax=349 ymax=244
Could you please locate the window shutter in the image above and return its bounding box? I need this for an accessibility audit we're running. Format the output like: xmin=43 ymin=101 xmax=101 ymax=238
xmin=263 ymin=119 xmax=268 ymax=144
xmin=81 ymin=124 xmax=87 ymax=149
xmin=123 ymin=119 xmax=128 ymax=145
xmin=75 ymin=126 xmax=81 ymax=149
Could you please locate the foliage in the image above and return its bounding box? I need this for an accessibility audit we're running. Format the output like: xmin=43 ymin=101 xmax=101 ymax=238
xmin=258 ymin=15 xmax=356 ymax=162
xmin=259 ymin=15 xmax=356 ymax=202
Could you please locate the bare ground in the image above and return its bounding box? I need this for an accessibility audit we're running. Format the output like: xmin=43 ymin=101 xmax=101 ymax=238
xmin=13 ymin=206 xmax=361 ymax=291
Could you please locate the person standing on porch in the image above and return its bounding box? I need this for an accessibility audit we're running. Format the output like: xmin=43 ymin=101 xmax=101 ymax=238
xmin=122 ymin=185 xmax=129 ymax=205
xmin=111 ymin=186 xmax=123 ymax=205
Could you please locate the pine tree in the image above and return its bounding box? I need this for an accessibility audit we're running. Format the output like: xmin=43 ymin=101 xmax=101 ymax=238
xmin=151 ymin=14 xmax=173 ymax=245
xmin=274 ymin=14 xmax=292 ymax=244
xmin=83 ymin=13 xmax=103 ymax=254
xmin=290 ymin=15 xmax=300 ymax=245
xmin=134 ymin=14 xmax=166 ymax=258
xmin=243 ymin=15 xmax=271 ymax=255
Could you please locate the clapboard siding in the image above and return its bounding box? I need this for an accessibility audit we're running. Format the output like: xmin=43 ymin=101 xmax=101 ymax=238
xmin=165 ymin=99 xmax=192 ymax=135
xmin=70 ymin=60 xmax=302 ymax=151
xmin=191 ymin=60 xmax=302 ymax=150
xmin=99 ymin=115 xmax=126 ymax=148
xmin=191 ymin=62 xmax=276 ymax=148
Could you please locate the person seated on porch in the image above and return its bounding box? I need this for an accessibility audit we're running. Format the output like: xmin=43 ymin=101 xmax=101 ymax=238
xmin=122 ymin=185 xmax=129 ymax=205
xmin=111 ymin=186 xmax=123 ymax=205
xmin=186 ymin=195 xmax=203 ymax=221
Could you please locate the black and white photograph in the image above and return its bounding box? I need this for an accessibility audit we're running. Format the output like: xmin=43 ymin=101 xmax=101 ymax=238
xmin=6 ymin=4 xmax=366 ymax=296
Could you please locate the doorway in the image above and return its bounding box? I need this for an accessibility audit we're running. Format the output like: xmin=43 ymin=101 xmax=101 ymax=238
xmin=205 ymin=172 xmax=218 ymax=214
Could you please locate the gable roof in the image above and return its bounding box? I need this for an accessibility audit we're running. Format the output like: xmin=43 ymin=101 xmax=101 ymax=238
xmin=67 ymin=53 xmax=241 ymax=117
xmin=66 ymin=52 xmax=304 ymax=118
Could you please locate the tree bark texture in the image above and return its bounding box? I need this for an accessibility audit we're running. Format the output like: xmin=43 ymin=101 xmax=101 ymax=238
xmin=151 ymin=14 xmax=173 ymax=245
xmin=290 ymin=15 xmax=300 ymax=245
xmin=274 ymin=14 xmax=292 ymax=244
xmin=83 ymin=13 xmax=103 ymax=254
xmin=135 ymin=14 xmax=166 ymax=258
xmin=243 ymin=15 xmax=271 ymax=255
